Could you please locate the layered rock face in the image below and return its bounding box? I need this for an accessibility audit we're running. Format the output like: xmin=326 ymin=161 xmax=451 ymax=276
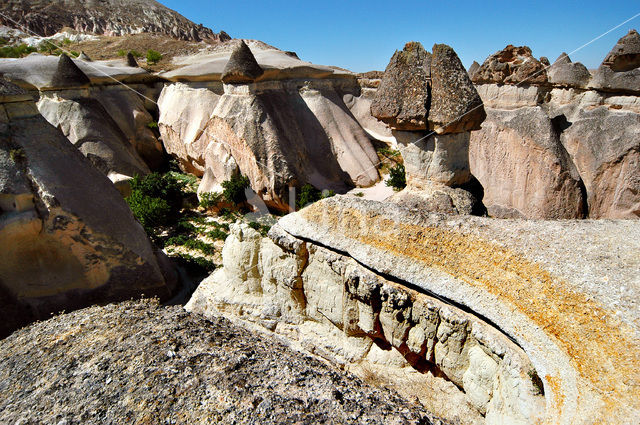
xmin=0 ymin=0 xmax=230 ymax=42
xmin=0 ymin=53 xmax=165 ymax=188
xmin=470 ymin=32 xmax=640 ymax=218
xmin=371 ymin=42 xmax=485 ymax=214
xmin=187 ymin=196 xmax=640 ymax=424
xmin=0 ymin=78 xmax=175 ymax=338
xmin=158 ymin=40 xmax=381 ymax=210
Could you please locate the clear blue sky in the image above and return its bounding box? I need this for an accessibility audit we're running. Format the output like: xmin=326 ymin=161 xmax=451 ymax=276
xmin=162 ymin=0 xmax=640 ymax=72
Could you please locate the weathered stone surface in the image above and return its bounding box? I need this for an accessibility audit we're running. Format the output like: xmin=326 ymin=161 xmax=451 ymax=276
xmin=468 ymin=61 xmax=480 ymax=78
xmin=51 ymin=54 xmax=91 ymax=89
xmin=472 ymin=45 xmax=548 ymax=85
xmin=589 ymin=64 xmax=640 ymax=94
xmin=370 ymin=42 xmax=431 ymax=131
xmin=469 ymin=107 xmax=586 ymax=218
xmin=429 ymin=44 xmax=485 ymax=134
xmin=547 ymin=53 xmax=591 ymax=89
xmin=271 ymin=196 xmax=640 ymax=424
xmin=187 ymin=212 xmax=546 ymax=424
xmin=474 ymin=83 xmax=545 ymax=108
xmin=222 ymin=40 xmax=264 ymax=84
xmin=197 ymin=141 xmax=239 ymax=195
xmin=126 ymin=51 xmax=138 ymax=68
xmin=0 ymin=89 xmax=173 ymax=338
xmin=0 ymin=300 xmax=442 ymax=424
xmin=602 ymin=29 xmax=640 ymax=72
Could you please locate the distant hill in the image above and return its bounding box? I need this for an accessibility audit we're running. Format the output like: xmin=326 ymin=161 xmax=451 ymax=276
xmin=0 ymin=0 xmax=230 ymax=42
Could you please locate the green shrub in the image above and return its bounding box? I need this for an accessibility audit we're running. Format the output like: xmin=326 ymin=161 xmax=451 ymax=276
xmin=0 ymin=44 xmax=37 ymax=58
xmin=125 ymin=172 xmax=186 ymax=235
xmin=117 ymin=49 xmax=127 ymax=56
xmin=206 ymin=228 xmax=229 ymax=240
xmin=146 ymin=121 xmax=158 ymax=129
xmin=354 ymin=192 xmax=365 ymax=197
xmin=385 ymin=164 xmax=406 ymax=191
xmin=146 ymin=49 xmax=162 ymax=65
xmin=248 ymin=221 xmax=271 ymax=237
xmin=221 ymin=175 xmax=250 ymax=204
xmin=377 ymin=147 xmax=401 ymax=158
xmin=62 ymin=38 xmax=72 ymax=46
xmin=130 ymin=50 xmax=143 ymax=58
xmin=296 ymin=184 xmax=335 ymax=209
xmin=174 ymin=252 xmax=216 ymax=272
xmin=199 ymin=192 xmax=223 ymax=209
xmin=0 ymin=37 xmax=8 ymax=46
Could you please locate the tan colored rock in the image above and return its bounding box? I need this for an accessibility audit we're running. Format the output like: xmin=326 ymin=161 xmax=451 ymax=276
xmin=472 ymin=45 xmax=548 ymax=85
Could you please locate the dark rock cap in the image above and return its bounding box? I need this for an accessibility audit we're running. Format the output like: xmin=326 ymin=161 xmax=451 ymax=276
xmin=221 ymin=40 xmax=264 ymax=84
xmin=50 ymin=54 xmax=91 ymax=89
xmin=429 ymin=44 xmax=486 ymax=134
xmin=472 ymin=45 xmax=548 ymax=85
xmin=78 ymin=51 xmax=92 ymax=62
xmin=555 ymin=52 xmax=571 ymax=65
xmin=126 ymin=52 xmax=139 ymax=67
xmin=370 ymin=41 xmax=431 ymax=131
xmin=602 ymin=29 xmax=640 ymax=72
xmin=468 ymin=61 xmax=480 ymax=78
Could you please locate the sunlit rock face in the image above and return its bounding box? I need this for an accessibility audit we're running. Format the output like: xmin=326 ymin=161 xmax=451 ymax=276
xmin=0 ymin=77 xmax=175 ymax=339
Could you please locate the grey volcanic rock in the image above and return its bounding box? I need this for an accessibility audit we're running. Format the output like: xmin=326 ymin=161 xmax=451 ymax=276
xmin=0 ymin=83 xmax=173 ymax=338
xmin=429 ymin=44 xmax=485 ymax=134
xmin=126 ymin=51 xmax=139 ymax=68
xmin=50 ymin=54 xmax=91 ymax=89
xmin=77 ymin=51 xmax=92 ymax=61
xmin=602 ymin=29 xmax=640 ymax=71
xmin=0 ymin=300 xmax=443 ymax=425
xmin=472 ymin=45 xmax=548 ymax=85
xmin=547 ymin=53 xmax=591 ymax=88
xmin=222 ymin=40 xmax=264 ymax=83
xmin=468 ymin=60 xmax=480 ymax=78
xmin=370 ymin=42 xmax=431 ymax=130
xmin=0 ymin=0 xmax=230 ymax=42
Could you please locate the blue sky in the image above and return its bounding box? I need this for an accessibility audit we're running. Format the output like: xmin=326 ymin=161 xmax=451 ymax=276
xmin=162 ymin=0 xmax=640 ymax=72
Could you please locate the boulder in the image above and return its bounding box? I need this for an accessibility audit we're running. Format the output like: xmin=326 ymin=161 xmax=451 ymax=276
xmin=0 ymin=78 xmax=174 ymax=338
xmin=221 ymin=40 xmax=264 ymax=84
xmin=370 ymin=42 xmax=431 ymax=130
xmin=471 ymin=45 xmax=548 ymax=85
xmin=468 ymin=60 xmax=480 ymax=78
xmin=602 ymin=29 xmax=640 ymax=72
xmin=428 ymin=44 xmax=485 ymax=134
xmin=589 ymin=30 xmax=640 ymax=94
xmin=126 ymin=51 xmax=138 ymax=67
xmin=547 ymin=53 xmax=591 ymax=89
xmin=469 ymin=107 xmax=586 ymax=218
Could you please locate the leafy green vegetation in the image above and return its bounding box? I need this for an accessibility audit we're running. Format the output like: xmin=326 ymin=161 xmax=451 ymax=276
xmin=0 ymin=44 xmax=37 ymax=58
xmin=377 ymin=147 xmax=401 ymax=158
xmin=354 ymin=192 xmax=365 ymax=197
xmin=117 ymin=49 xmax=127 ymax=56
xmin=146 ymin=49 xmax=162 ymax=65
xmin=199 ymin=192 xmax=223 ymax=209
xmin=248 ymin=221 xmax=271 ymax=237
xmin=296 ymin=184 xmax=335 ymax=209
xmin=0 ymin=37 xmax=8 ymax=46
xmin=221 ymin=174 xmax=251 ymax=204
xmin=385 ymin=164 xmax=406 ymax=191
xmin=146 ymin=121 xmax=158 ymax=129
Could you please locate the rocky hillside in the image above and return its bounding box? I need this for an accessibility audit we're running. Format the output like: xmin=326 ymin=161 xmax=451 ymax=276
xmin=0 ymin=0 xmax=230 ymax=42
xmin=0 ymin=299 xmax=445 ymax=425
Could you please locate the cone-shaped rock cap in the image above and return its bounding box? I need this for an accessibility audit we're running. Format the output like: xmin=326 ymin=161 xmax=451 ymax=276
xmin=126 ymin=52 xmax=139 ymax=67
xmin=370 ymin=41 xmax=431 ymax=131
xmin=221 ymin=40 xmax=264 ymax=84
xmin=555 ymin=52 xmax=571 ymax=65
xmin=78 ymin=51 xmax=92 ymax=62
xmin=468 ymin=61 xmax=480 ymax=77
xmin=0 ymin=77 xmax=32 ymax=103
xmin=50 ymin=54 xmax=91 ymax=89
xmin=429 ymin=43 xmax=485 ymax=134
xmin=602 ymin=29 xmax=640 ymax=71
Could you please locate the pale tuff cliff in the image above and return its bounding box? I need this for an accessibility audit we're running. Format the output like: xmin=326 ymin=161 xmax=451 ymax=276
xmin=0 ymin=0 xmax=230 ymax=42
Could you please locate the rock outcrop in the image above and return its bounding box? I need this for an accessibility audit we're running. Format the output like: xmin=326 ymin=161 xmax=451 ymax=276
xmin=470 ymin=34 xmax=640 ymax=218
xmin=158 ymin=43 xmax=380 ymax=210
xmin=188 ymin=196 xmax=640 ymax=424
xmin=0 ymin=300 xmax=445 ymax=424
xmin=0 ymin=0 xmax=230 ymax=42
xmin=0 ymin=78 xmax=175 ymax=338
xmin=371 ymin=42 xmax=486 ymax=214
xmin=472 ymin=45 xmax=548 ymax=85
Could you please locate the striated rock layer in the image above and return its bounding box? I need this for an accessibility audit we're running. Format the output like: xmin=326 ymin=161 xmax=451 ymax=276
xmin=188 ymin=196 xmax=640 ymax=425
xmin=0 ymin=78 xmax=176 ymax=338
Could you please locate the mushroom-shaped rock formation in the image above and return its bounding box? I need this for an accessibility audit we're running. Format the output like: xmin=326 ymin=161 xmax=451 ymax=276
xmin=126 ymin=51 xmax=139 ymax=68
xmin=429 ymin=44 xmax=485 ymax=134
xmin=51 ymin=53 xmax=91 ymax=89
xmin=547 ymin=52 xmax=591 ymax=88
xmin=0 ymin=77 xmax=176 ymax=338
xmin=221 ymin=40 xmax=264 ymax=84
xmin=471 ymin=45 xmax=548 ymax=85
xmin=370 ymin=42 xmax=431 ymax=131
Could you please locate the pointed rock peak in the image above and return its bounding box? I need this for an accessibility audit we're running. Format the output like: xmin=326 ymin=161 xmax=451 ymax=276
xmin=78 ymin=51 xmax=92 ymax=62
xmin=602 ymin=29 xmax=640 ymax=71
xmin=51 ymin=54 xmax=91 ymax=89
xmin=555 ymin=53 xmax=571 ymax=65
xmin=126 ymin=52 xmax=139 ymax=67
xmin=468 ymin=61 xmax=480 ymax=77
xmin=539 ymin=56 xmax=551 ymax=66
xmin=429 ymin=43 xmax=485 ymax=134
xmin=221 ymin=40 xmax=264 ymax=84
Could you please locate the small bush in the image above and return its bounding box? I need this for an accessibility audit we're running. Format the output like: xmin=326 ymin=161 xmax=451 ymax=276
xmin=385 ymin=164 xmax=406 ymax=191
xmin=0 ymin=44 xmax=37 ymax=58
xmin=221 ymin=174 xmax=250 ymax=204
xmin=354 ymin=192 xmax=364 ymax=197
xmin=117 ymin=49 xmax=127 ymax=56
xmin=248 ymin=221 xmax=271 ymax=237
xmin=126 ymin=190 xmax=171 ymax=234
xmin=130 ymin=50 xmax=143 ymax=58
xmin=206 ymin=228 xmax=229 ymax=241
xmin=377 ymin=147 xmax=401 ymax=158
xmin=146 ymin=49 xmax=162 ymax=65
xmin=296 ymin=184 xmax=335 ymax=209
xmin=62 ymin=38 xmax=72 ymax=46
xmin=199 ymin=192 xmax=223 ymax=209
xmin=146 ymin=121 xmax=158 ymax=129
xmin=0 ymin=37 xmax=8 ymax=46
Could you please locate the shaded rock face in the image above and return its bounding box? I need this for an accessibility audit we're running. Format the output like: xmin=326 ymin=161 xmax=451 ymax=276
xmin=471 ymin=45 xmax=548 ymax=85
xmin=221 ymin=40 xmax=264 ymax=84
xmin=602 ymin=29 xmax=640 ymax=72
xmin=0 ymin=0 xmax=230 ymax=42
xmin=0 ymin=300 xmax=444 ymax=425
xmin=187 ymin=222 xmax=545 ymax=425
xmin=213 ymin=196 xmax=639 ymax=425
xmin=590 ymin=30 xmax=640 ymax=94
xmin=0 ymin=81 xmax=174 ymax=338
xmin=51 ymin=54 xmax=91 ymax=89
xmin=370 ymin=42 xmax=431 ymax=131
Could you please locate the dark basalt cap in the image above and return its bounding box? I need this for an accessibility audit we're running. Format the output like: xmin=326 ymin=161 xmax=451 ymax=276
xmin=78 ymin=51 xmax=92 ymax=62
xmin=221 ymin=40 xmax=264 ymax=84
xmin=602 ymin=29 xmax=640 ymax=72
xmin=126 ymin=52 xmax=139 ymax=67
xmin=50 ymin=54 xmax=91 ymax=88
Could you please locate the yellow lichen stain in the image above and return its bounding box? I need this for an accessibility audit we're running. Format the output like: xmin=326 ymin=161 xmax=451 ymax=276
xmin=545 ymin=375 xmax=564 ymax=419
xmin=301 ymin=204 xmax=640 ymax=416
